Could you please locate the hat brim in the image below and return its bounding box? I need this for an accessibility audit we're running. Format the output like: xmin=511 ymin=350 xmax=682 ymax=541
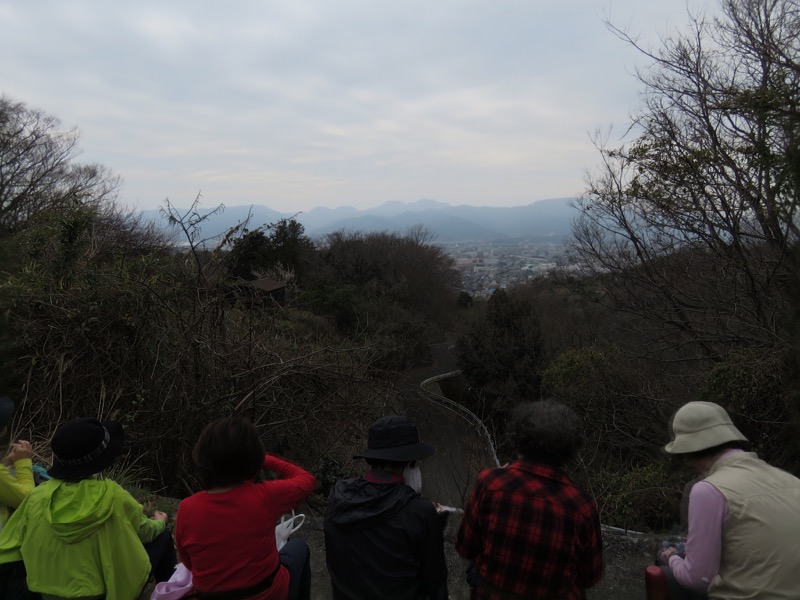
xmin=664 ymin=422 xmax=748 ymax=454
xmin=48 ymin=420 xmax=125 ymax=480
xmin=354 ymin=441 xmax=436 ymax=462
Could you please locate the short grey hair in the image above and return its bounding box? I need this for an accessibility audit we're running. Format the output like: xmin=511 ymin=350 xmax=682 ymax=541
xmin=509 ymin=399 xmax=584 ymax=466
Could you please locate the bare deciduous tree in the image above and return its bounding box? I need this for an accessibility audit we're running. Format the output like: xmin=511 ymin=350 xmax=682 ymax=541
xmin=574 ymin=0 xmax=800 ymax=359
xmin=0 ymin=95 xmax=119 ymax=232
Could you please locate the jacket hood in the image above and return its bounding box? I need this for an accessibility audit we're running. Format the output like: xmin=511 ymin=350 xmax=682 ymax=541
xmin=43 ymin=479 xmax=115 ymax=543
xmin=326 ymin=477 xmax=418 ymax=529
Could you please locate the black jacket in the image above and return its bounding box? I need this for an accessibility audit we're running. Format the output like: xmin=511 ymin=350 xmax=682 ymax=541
xmin=323 ymin=476 xmax=448 ymax=600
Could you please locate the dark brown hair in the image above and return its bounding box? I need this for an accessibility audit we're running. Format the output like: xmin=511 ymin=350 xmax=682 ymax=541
xmin=193 ymin=416 xmax=265 ymax=489
xmin=509 ymin=399 xmax=584 ymax=467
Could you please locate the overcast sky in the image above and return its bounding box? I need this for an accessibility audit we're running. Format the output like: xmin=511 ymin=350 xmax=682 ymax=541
xmin=0 ymin=1 xmax=715 ymax=213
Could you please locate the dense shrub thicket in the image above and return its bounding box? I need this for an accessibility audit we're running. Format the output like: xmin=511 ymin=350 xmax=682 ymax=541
xmin=2 ymin=0 xmax=799 ymax=532
xmin=2 ymin=203 xmax=429 ymax=496
xmin=455 ymin=0 xmax=800 ymax=530
xmin=0 ymin=102 xmax=462 ymax=494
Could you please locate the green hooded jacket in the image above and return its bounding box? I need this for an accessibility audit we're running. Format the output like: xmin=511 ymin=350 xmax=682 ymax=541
xmin=0 ymin=477 xmax=165 ymax=600
xmin=0 ymin=458 xmax=35 ymax=527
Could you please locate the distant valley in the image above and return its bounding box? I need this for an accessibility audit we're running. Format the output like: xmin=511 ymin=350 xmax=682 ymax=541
xmin=140 ymin=197 xmax=578 ymax=243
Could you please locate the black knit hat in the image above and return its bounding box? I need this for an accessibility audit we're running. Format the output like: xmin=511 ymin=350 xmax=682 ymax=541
xmin=48 ymin=418 xmax=125 ymax=480
xmin=353 ymin=416 xmax=435 ymax=462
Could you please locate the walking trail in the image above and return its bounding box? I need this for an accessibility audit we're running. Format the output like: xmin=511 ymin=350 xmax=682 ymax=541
xmin=175 ymin=343 xmax=655 ymax=600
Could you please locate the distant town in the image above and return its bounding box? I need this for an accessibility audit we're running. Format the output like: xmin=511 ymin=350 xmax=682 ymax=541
xmin=440 ymin=238 xmax=579 ymax=298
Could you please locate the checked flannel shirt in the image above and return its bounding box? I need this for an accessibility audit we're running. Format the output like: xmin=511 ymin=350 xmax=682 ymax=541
xmin=456 ymin=460 xmax=604 ymax=600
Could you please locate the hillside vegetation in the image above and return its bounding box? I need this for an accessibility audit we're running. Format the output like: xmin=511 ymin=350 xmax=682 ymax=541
xmin=454 ymin=0 xmax=800 ymax=530
xmin=1 ymin=0 xmax=799 ymax=535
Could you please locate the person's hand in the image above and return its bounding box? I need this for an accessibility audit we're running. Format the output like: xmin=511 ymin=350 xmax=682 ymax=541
xmin=660 ymin=545 xmax=680 ymax=564
xmin=151 ymin=511 xmax=168 ymax=523
xmin=4 ymin=440 xmax=32 ymax=465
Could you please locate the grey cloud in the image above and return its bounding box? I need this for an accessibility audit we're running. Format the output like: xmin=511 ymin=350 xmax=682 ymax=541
xmin=0 ymin=0 xmax=719 ymax=211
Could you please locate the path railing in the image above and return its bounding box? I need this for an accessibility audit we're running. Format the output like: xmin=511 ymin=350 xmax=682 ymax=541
xmin=418 ymin=370 xmax=500 ymax=468
xmin=418 ymin=370 xmax=643 ymax=536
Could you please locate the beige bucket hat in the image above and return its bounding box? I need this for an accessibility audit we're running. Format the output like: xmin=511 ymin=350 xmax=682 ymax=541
xmin=665 ymin=401 xmax=748 ymax=454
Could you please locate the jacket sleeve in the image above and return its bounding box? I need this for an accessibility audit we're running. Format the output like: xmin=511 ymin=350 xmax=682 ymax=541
xmin=668 ymin=481 xmax=726 ymax=591
xmin=261 ymin=455 xmax=316 ymax=514
xmin=137 ymin=512 xmax=166 ymax=544
xmin=115 ymin=482 xmax=166 ymax=544
xmin=0 ymin=494 xmax=27 ymax=564
xmin=418 ymin=499 xmax=449 ymax=600
xmin=575 ymin=501 xmax=604 ymax=589
xmin=0 ymin=460 xmax=35 ymax=511
xmin=455 ymin=475 xmax=484 ymax=561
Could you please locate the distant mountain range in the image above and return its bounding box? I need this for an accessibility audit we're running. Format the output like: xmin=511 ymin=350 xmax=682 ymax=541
xmin=140 ymin=197 xmax=579 ymax=243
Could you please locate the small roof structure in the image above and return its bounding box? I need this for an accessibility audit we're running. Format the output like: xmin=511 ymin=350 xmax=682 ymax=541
xmin=250 ymin=278 xmax=286 ymax=293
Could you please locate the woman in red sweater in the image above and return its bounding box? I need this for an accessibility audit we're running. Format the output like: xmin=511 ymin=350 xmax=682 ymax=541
xmin=176 ymin=416 xmax=316 ymax=600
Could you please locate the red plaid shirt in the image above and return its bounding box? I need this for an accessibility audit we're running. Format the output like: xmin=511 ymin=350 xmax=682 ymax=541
xmin=456 ymin=460 xmax=604 ymax=599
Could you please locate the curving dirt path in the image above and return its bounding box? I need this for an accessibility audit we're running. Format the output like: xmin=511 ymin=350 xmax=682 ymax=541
xmin=143 ymin=344 xmax=651 ymax=600
xmin=399 ymin=343 xmax=496 ymax=508
xmin=300 ymin=343 xmax=651 ymax=599
xmin=395 ymin=343 xmax=652 ymax=600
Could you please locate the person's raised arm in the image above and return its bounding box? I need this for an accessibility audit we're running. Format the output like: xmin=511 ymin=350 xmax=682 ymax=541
xmin=261 ymin=454 xmax=316 ymax=513
xmin=0 ymin=441 xmax=35 ymax=510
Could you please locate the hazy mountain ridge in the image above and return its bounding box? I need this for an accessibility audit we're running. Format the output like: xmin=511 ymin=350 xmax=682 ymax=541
xmin=141 ymin=197 xmax=578 ymax=243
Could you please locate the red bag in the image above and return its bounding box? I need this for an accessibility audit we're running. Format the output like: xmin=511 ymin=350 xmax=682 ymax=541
xmin=645 ymin=565 xmax=670 ymax=600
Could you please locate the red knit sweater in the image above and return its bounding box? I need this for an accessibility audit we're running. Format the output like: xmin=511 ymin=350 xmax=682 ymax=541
xmin=176 ymin=455 xmax=316 ymax=600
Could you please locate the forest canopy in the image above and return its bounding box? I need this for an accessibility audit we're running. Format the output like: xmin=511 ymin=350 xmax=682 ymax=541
xmin=1 ymin=0 xmax=799 ymax=533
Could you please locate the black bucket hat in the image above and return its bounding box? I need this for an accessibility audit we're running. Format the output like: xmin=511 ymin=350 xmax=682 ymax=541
xmin=353 ymin=416 xmax=436 ymax=462
xmin=48 ymin=418 xmax=125 ymax=480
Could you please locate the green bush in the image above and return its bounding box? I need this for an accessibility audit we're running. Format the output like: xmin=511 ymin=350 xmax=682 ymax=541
xmin=1 ymin=205 xmax=399 ymax=497
xmin=701 ymin=347 xmax=799 ymax=471
xmin=584 ymin=462 xmax=680 ymax=533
